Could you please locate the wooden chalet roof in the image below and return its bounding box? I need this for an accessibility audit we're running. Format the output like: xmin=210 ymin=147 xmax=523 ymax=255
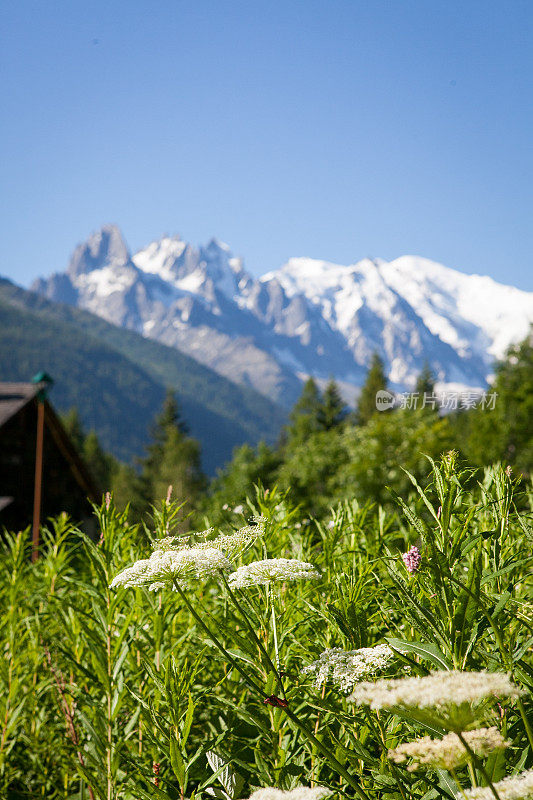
xmin=0 ymin=381 xmax=100 ymax=503
xmin=0 ymin=382 xmax=40 ymax=428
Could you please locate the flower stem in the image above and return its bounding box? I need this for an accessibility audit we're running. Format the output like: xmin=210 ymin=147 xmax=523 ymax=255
xmin=517 ymin=697 xmax=533 ymax=752
xmin=221 ymin=574 xmax=284 ymax=692
xmin=219 ymin=576 xmax=371 ymax=800
xmin=172 ymin=580 xmax=264 ymax=697
xmin=363 ymin=709 xmax=408 ymax=800
xmin=270 ymin=586 xmax=280 ymax=673
xmin=456 ymin=731 xmax=502 ymax=800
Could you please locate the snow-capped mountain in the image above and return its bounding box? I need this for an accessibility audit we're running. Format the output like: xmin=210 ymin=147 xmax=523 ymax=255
xmin=32 ymin=224 xmax=533 ymax=406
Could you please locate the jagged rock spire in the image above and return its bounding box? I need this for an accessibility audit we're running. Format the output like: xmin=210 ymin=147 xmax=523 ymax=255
xmin=68 ymin=224 xmax=131 ymax=277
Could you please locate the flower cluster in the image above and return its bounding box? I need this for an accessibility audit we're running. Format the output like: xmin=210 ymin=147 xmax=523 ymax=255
xmin=248 ymin=788 xmax=330 ymax=800
xmin=110 ymin=547 xmax=232 ymax=590
xmin=402 ymin=545 xmax=422 ymax=573
xmin=200 ymin=517 xmax=266 ymax=560
xmin=228 ymin=558 xmax=320 ymax=589
xmin=348 ymin=670 xmax=523 ymax=711
xmin=153 ymin=528 xmax=215 ymax=552
xmin=388 ymin=727 xmax=509 ymax=771
xmin=303 ymin=644 xmax=395 ymax=693
xmin=152 ymin=518 xmax=265 ymax=560
xmin=462 ymin=769 xmax=533 ymax=800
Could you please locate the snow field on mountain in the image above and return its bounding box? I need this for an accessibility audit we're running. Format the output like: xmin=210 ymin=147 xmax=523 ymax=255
xmin=32 ymin=225 xmax=533 ymax=400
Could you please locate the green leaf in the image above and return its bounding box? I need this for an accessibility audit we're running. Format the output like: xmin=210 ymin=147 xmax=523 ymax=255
xmin=435 ymin=769 xmax=461 ymax=798
xmin=181 ymin=693 xmax=195 ymax=745
xmin=386 ymin=638 xmax=452 ymax=670
xmin=170 ymin=736 xmax=186 ymax=788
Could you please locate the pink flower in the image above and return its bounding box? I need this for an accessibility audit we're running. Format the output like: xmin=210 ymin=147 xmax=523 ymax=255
xmin=402 ymin=546 xmax=421 ymax=574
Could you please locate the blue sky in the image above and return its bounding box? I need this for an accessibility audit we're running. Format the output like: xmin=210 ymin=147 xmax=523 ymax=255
xmin=1 ymin=0 xmax=532 ymax=289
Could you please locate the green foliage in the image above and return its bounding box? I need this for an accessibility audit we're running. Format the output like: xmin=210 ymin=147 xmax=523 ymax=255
xmin=461 ymin=331 xmax=533 ymax=475
xmin=335 ymin=409 xmax=459 ymax=506
xmin=284 ymin=378 xmax=323 ymax=445
xmin=208 ymin=405 xmax=459 ymax=520
xmin=355 ymin=352 xmax=389 ymax=426
xmin=205 ymin=332 xmax=533 ymax=520
xmin=0 ymin=459 xmax=531 ymax=799
xmin=276 ymin=429 xmax=351 ymax=517
xmin=414 ymin=361 xmax=436 ymax=399
xmin=317 ymin=379 xmax=347 ymax=431
xmin=140 ymin=391 xmax=206 ymax=525
xmin=62 ymin=407 xmax=85 ymax=452
xmin=205 ymin=442 xmax=282 ymax=524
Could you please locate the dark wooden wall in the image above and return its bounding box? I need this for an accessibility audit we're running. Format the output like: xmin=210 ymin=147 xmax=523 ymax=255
xmin=0 ymin=400 xmax=96 ymax=534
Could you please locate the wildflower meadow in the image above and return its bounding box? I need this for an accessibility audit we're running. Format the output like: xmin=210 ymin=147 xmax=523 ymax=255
xmin=1 ymin=454 xmax=532 ymax=799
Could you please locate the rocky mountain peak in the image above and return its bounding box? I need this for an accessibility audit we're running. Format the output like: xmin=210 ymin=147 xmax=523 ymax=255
xmin=133 ymin=236 xmax=196 ymax=282
xmin=68 ymin=224 xmax=131 ymax=277
xmin=196 ymin=238 xmax=242 ymax=300
xmin=31 ymin=224 xmax=533 ymax=406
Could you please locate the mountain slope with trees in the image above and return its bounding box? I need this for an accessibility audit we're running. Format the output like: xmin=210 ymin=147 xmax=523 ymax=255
xmin=0 ymin=278 xmax=286 ymax=473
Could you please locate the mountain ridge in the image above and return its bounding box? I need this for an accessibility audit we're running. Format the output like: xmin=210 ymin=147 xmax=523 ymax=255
xmin=32 ymin=224 xmax=533 ymax=404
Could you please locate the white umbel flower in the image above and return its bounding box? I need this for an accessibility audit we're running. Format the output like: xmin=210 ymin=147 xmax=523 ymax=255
xmin=154 ymin=528 xmax=215 ymax=551
xmin=462 ymin=768 xmax=533 ymax=799
xmin=388 ymin=727 xmax=509 ymax=771
xmin=153 ymin=518 xmax=265 ymax=560
xmin=348 ymin=670 xmax=523 ymax=711
xmin=110 ymin=547 xmax=231 ymax=590
xmin=109 ymin=557 xmax=153 ymax=588
xmin=248 ymin=788 xmax=330 ymax=800
xmin=303 ymin=645 xmax=395 ymax=693
xmin=228 ymin=558 xmax=320 ymax=588
xmin=198 ymin=518 xmax=266 ymax=560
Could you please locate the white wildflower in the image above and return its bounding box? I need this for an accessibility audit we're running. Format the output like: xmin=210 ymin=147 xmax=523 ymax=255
xmin=248 ymin=788 xmax=330 ymax=800
xmin=152 ymin=518 xmax=265 ymax=560
xmin=203 ymin=518 xmax=265 ymax=559
xmin=347 ymin=670 xmax=523 ymax=712
xmin=228 ymin=558 xmax=320 ymax=588
xmin=110 ymin=547 xmax=231 ymax=590
xmin=233 ymin=504 xmax=244 ymax=514
xmin=303 ymin=644 xmax=395 ymax=693
xmin=108 ymin=558 xmax=153 ymax=588
xmin=153 ymin=528 xmax=214 ymax=552
xmin=389 ymin=727 xmax=509 ymax=771
xmin=462 ymin=768 xmax=533 ymax=799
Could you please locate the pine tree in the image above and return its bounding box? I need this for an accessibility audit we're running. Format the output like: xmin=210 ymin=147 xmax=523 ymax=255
xmin=62 ymin=408 xmax=117 ymax=494
xmin=317 ymin=379 xmax=346 ymax=430
xmin=140 ymin=390 xmax=205 ymax=520
xmin=355 ymin=353 xmax=389 ymax=425
xmin=110 ymin=462 xmax=146 ymax=519
xmin=415 ymin=361 xmax=436 ymax=398
xmin=62 ymin=407 xmax=85 ymax=452
xmin=151 ymin=427 xmax=205 ymax=511
xmin=82 ymin=430 xmax=116 ymax=492
xmin=282 ymin=377 xmax=323 ymax=445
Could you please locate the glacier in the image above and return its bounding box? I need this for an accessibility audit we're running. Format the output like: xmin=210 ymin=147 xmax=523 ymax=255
xmin=31 ymin=224 xmax=533 ymax=407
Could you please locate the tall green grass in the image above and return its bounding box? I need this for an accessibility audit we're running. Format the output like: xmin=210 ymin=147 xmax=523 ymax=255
xmin=1 ymin=456 xmax=531 ymax=799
